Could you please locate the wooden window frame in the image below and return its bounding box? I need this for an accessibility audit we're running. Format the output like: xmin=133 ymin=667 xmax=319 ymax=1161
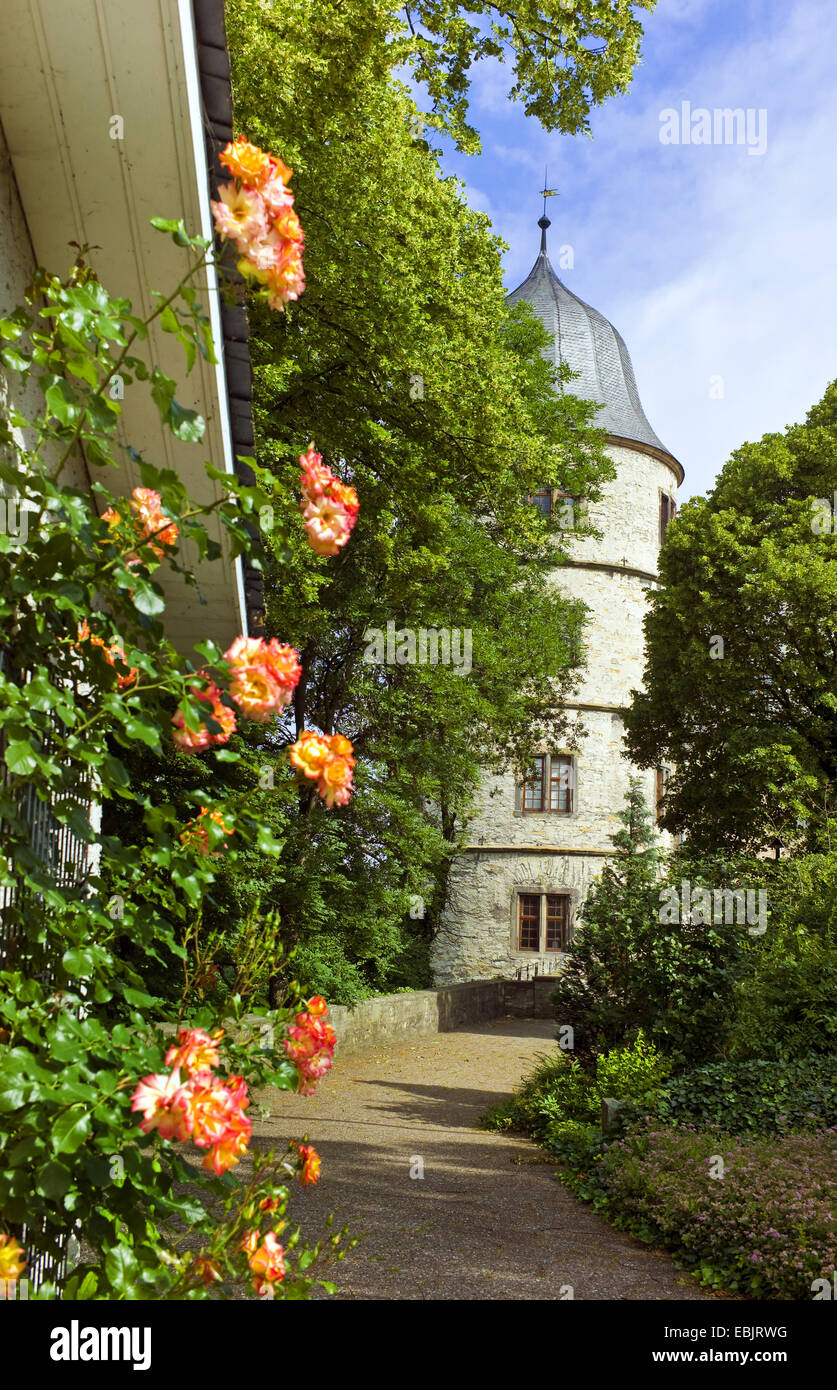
xmin=516 ymin=891 xmax=572 ymax=954
xmin=545 ymin=894 xmax=570 ymax=952
xmin=659 ymin=491 xmax=677 ymax=545
xmin=518 ymin=893 xmax=541 ymax=951
xmin=529 ymin=487 xmax=553 ymax=515
xmin=522 ymin=754 xmax=546 ymax=811
xmin=522 ymin=754 xmax=574 ymax=814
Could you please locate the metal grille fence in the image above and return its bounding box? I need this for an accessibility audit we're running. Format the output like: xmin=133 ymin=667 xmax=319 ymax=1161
xmin=0 ymin=655 xmax=93 ymax=1293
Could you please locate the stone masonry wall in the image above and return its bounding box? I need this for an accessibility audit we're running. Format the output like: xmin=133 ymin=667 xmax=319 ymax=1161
xmin=432 ymin=441 xmax=678 ymax=985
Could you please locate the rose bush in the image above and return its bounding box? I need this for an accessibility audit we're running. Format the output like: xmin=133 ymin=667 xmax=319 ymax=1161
xmin=0 ymin=146 xmax=356 ymax=1296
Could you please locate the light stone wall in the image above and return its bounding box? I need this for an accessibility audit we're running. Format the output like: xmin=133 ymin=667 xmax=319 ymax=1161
xmin=432 ymin=440 xmax=678 ymax=985
xmin=0 ymin=118 xmax=88 ymax=492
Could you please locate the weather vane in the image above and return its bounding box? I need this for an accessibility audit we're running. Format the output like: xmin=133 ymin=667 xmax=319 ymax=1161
xmin=540 ymin=167 xmax=559 ymax=220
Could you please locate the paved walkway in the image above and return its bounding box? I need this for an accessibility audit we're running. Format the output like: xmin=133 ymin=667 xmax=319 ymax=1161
xmin=256 ymin=1016 xmax=713 ymax=1301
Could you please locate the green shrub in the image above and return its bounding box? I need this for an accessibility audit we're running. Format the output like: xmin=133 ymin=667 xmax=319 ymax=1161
xmin=549 ymin=789 xmax=751 ymax=1068
xmin=617 ymin=1055 xmax=837 ymax=1136
xmin=595 ymin=1031 xmax=670 ymax=1100
xmin=482 ymin=1034 xmax=669 ymax=1147
xmin=543 ymin=1119 xmax=602 ymax=1170
xmin=727 ymin=925 xmax=837 ymax=1061
xmin=289 ymin=935 xmax=375 ymax=1007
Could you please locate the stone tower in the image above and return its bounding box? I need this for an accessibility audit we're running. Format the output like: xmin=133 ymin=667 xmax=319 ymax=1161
xmin=432 ymin=216 xmax=683 ymax=985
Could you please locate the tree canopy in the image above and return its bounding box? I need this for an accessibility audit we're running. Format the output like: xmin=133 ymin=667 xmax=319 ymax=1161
xmin=624 ymin=381 xmax=837 ymax=854
xmin=395 ymin=0 xmax=658 ymax=152
xmin=222 ymin=0 xmax=616 ymax=993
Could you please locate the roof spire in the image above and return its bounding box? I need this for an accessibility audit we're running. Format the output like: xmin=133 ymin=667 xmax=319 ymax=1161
xmin=539 ymin=167 xmax=558 ymax=255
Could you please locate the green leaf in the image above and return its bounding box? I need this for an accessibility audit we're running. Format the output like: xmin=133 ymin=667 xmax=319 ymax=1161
xmin=122 ymin=987 xmax=157 ymax=1009
xmin=168 ymin=398 xmax=205 ymax=443
xmin=1 ymin=345 xmax=29 ymax=372
xmin=130 ymin=577 xmax=166 ymax=617
xmin=264 ymin=1061 xmax=299 ymax=1091
xmin=122 ymin=716 xmax=162 ymax=749
xmin=37 ymin=1160 xmax=72 ymax=1199
xmin=45 ymin=376 xmax=81 ymax=427
xmin=150 ymin=217 xmax=191 ymax=247
xmin=62 ymin=946 xmax=109 ymax=977
xmin=4 ymin=740 xmax=38 ymax=776
xmin=52 ymin=1106 xmax=92 ymax=1155
xmin=105 ymin=1243 xmax=140 ymax=1296
xmin=0 ymin=316 xmax=25 ymax=341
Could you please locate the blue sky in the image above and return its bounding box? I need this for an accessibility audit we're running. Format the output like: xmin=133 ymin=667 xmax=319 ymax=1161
xmin=423 ymin=0 xmax=837 ymax=501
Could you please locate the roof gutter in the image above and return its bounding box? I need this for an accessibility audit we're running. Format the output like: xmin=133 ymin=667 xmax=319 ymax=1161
xmin=183 ymin=0 xmax=264 ymax=636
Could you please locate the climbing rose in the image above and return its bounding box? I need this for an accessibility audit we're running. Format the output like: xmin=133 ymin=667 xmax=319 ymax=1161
xmin=191 ymin=1255 xmax=222 ymax=1286
xmin=77 ymin=620 xmax=138 ymax=689
xmin=317 ymin=747 xmax=354 ymax=809
xmin=133 ymin=1054 xmax=251 ymax=1174
xmin=298 ymin=1143 xmax=322 ymax=1187
xmin=175 ymin=1068 xmax=252 ymax=1175
xmin=289 ymin=730 xmax=355 ymax=808
xmin=288 ymin=730 xmax=332 ymax=780
xmin=259 ymin=1195 xmax=284 ymax=1213
xmin=210 ymin=182 xmax=268 ymax=251
xmin=103 ymin=487 xmax=178 ymax=567
xmin=261 ymin=167 xmax=295 ymax=218
xmin=203 ymin=1122 xmax=251 ymax=1177
xmin=129 ymin=488 xmax=179 ymax=553
xmin=284 ymin=1007 xmax=337 ymax=1095
xmin=179 ymin=806 xmax=234 ymax=856
xmin=223 ymin=636 xmax=301 ymax=723
xmin=172 ymin=682 xmax=236 ymax=753
xmin=219 ymin=139 xmax=276 ymax=186
xmin=0 ymin=1234 xmax=25 ymax=1282
xmin=212 ymin=140 xmax=304 ymax=311
xmin=130 ymin=1069 xmax=192 ymax=1143
xmin=242 ymin=1230 xmax=286 ymax=1296
xmin=165 ymin=1027 xmax=223 ymax=1076
xmin=307 ymin=996 xmax=328 ymax=1018
xmin=299 ymin=444 xmax=359 ymax=556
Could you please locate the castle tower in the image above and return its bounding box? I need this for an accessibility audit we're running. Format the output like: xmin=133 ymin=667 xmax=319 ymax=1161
xmin=432 ymin=216 xmax=683 ymax=985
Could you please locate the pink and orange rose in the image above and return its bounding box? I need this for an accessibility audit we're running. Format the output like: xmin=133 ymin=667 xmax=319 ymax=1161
xmin=298 ymin=444 xmax=359 ymax=556
xmin=223 ymin=636 xmax=302 ymax=723
xmin=0 ymin=1234 xmax=26 ymax=1283
xmin=283 ymin=1003 xmax=337 ymax=1096
xmin=172 ymin=682 xmax=237 ymax=754
xmin=211 ymin=139 xmax=304 ymax=312
xmin=289 ymin=729 xmax=355 ymax=808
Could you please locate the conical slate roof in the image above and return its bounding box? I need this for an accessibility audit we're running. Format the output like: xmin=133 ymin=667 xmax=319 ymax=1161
xmin=507 ymin=220 xmax=680 ymax=472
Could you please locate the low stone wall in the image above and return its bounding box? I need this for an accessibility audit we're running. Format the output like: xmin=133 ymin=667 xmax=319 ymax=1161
xmin=502 ymin=976 xmax=558 ymax=1020
xmin=328 ymin=979 xmax=506 ymax=1053
xmin=325 ymin=977 xmax=558 ymax=1052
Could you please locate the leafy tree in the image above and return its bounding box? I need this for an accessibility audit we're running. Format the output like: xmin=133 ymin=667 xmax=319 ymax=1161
xmin=549 ymin=782 xmax=750 ymax=1068
xmin=223 ymin=0 xmax=616 ymax=996
xmin=623 ymin=382 xmax=837 ymax=853
xmin=395 ymin=0 xmax=658 ymax=152
xmin=226 ymin=0 xmax=657 ymax=157
xmin=726 ymin=921 xmax=837 ymax=1062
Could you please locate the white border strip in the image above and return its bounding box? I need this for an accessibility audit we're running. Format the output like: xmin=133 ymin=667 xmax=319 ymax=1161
xmin=175 ymin=0 xmax=249 ymax=637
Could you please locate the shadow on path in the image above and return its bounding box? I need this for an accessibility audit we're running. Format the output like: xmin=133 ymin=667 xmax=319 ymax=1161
xmin=255 ymin=1016 xmax=713 ymax=1302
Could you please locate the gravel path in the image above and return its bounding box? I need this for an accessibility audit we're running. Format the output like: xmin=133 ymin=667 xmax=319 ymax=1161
xmin=256 ymin=1016 xmax=713 ymax=1301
